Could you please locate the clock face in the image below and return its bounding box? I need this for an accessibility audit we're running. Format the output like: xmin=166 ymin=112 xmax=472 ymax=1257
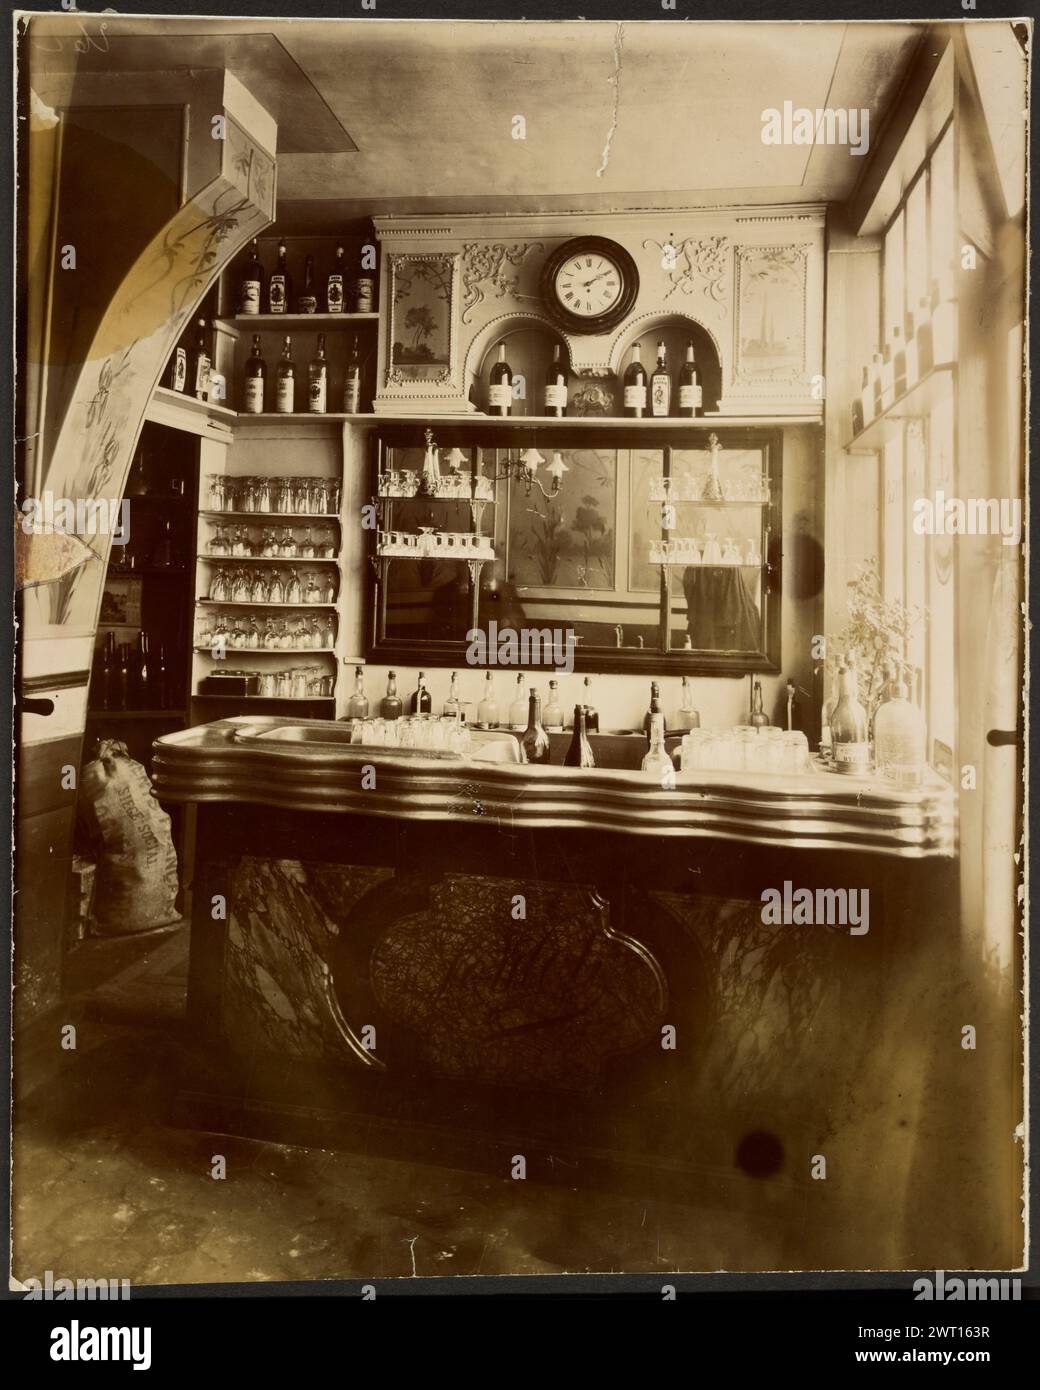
xmin=553 ymin=251 xmax=624 ymax=319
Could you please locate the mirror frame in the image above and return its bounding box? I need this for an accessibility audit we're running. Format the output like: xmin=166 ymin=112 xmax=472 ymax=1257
xmin=366 ymin=423 xmax=783 ymax=676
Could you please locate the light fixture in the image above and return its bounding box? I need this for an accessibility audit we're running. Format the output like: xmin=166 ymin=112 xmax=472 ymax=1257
xmin=484 ymin=444 xmax=566 ymax=499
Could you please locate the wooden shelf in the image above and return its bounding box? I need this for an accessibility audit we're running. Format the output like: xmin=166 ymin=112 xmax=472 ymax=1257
xmin=198 ymin=553 xmax=338 ymax=563
xmin=845 ymin=365 xmax=954 ymax=454
xmin=199 ymin=511 xmax=341 ymax=522
xmin=215 ymin=313 xmax=379 ymax=332
xmin=193 ymin=693 xmax=336 ymax=702
xmin=233 ymin=413 xmax=374 ymax=424
xmin=197 ymin=599 xmax=337 ymax=609
xmin=194 ymin=646 xmax=335 ymax=655
xmin=151 ymin=385 xmax=237 ymax=424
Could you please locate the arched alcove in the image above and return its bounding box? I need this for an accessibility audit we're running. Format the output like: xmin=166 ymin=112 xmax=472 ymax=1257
xmin=611 ymin=313 xmax=723 ymax=415
xmin=463 ymin=313 xmax=571 ymax=416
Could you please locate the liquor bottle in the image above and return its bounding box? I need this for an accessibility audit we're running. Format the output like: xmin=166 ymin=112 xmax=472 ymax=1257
xmin=275 ymin=336 xmax=296 ymax=413
xmin=297 ymin=254 xmax=318 ymax=314
xmin=488 ymin=342 xmax=512 ymax=417
xmin=114 ymin=642 xmax=131 ymax=712
xmin=851 ymin=366 xmax=866 ymax=437
xmin=268 ymin=242 xmax=292 ymax=314
xmin=166 ymin=344 xmax=187 ymax=393
xmin=133 ymin=632 xmax=150 ymax=707
xmin=521 ymin=690 xmax=551 ymax=765
xmin=347 ymin=666 xmax=369 ymax=720
xmin=95 ymin=632 xmax=116 ymax=710
xmin=190 ymin=319 xmax=211 ymax=401
xmin=153 ymin=518 xmax=175 ymax=569
xmin=749 ymin=678 xmax=770 ymax=728
xmin=874 ymin=670 xmax=925 ymax=786
xmin=582 ymin=675 xmax=599 ymax=732
xmin=564 ymin=705 xmax=595 ymax=768
xmin=409 ymin=671 xmax=432 ymax=715
xmin=543 ymin=679 xmax=564 ymax=732
xmin=892 ymin=326 xmax=907 ymax=398
xmin=831 ymin=663 xmax=870 ymax=774
xmin=543 ymin=342 xmax=568 ymax=417
xmin=476 ymin=672 xmax=499 ymax=729
xmin=649 ymin=341 xmax=672 ymax=417
xmin=343 ymin=335 xmax=361 ymax=413
xmin=380 ymin=670 xmax=403 ymax=720
xmin=327 ymin=244 xmax=345 ymax=313
xmin=623 ymin=343 xmax=647 ymax=418
xmin=307 ymin=334 xmax=327 ymax=414
xmin=676 ymin=675 xmax=700 ymax=730
xmin=677 ymin=342 xmax=702 ymax=418
xmin=507 ymin=673 xmax=527 ymax=730
xmin=239 ymin=238 xmax=264 ymax=315
xmin=642 ymin=681 xmax=663 ymax=743
xmin=243 ymin=334 xmax=266 ymax=414
xmin=641 ymin=712 xmax=672 ymax=778
xmin=443 ymin=671 xmax=461 ymax=718
xmin=154 ymin=642 xmax=169 ymax=710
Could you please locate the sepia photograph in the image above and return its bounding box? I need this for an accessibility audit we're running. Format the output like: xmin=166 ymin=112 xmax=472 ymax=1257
xmin=7 ymin=3 xmax=1033 ymax=1339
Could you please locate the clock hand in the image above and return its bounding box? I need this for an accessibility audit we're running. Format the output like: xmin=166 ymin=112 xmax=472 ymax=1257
xmin=581 ymin=271 xmax=611 ymax=289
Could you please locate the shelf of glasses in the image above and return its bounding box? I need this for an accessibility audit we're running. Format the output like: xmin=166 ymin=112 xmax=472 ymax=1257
xmin=195 ymin=646 xmax=336 ymax=655
xmin=199 ymin=511 xmax=342 ymax=522
xmin=199 ymin=553 xmax=338 ymax=563
xmin=194 ymin=692 xmax=337 ymax=702
xmin=377 ymin=485 xmax=496 ymax=502
xmin=377 ymin=543 xmax=495 ymax=561
xmin=654 ymin=560 xmax=768 ymax=568
xmin=197 ymin=599 xmax=338 ymax=609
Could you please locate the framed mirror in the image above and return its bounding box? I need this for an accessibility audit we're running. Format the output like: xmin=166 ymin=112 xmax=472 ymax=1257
xmin=368 ymin=425 xmax=781 ymax=674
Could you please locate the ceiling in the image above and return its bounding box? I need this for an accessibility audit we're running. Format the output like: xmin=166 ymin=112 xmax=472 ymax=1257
xmin=29 ymin=17 xmax=926 ymax=222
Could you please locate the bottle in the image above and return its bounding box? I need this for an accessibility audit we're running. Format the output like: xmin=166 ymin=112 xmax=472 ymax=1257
xmin=641 ymin=712 xmax=672 ymax=778
xmin=582 ymin=675 xmax=599 ymax=732
xmin=297 ymin=254 xmax=317 ymax=314
xmin=649 ymin=340 xmax=671 ymax=417
xmin=327 ymin=244 xmax=345 ymax=313
xmin=543 ymin=342 xmax=568 ymax=417
xmin=380 ymin=670 xmax=403 ymax=720
xmin=642 ymin=681 xmax=663 ymax=743
xmin=239 ymin=238 xmax=264 ymax=315
xmin=488 ymin=342 xmax=512 ymax=417
xmin=820 ymin=662 xmax=842 ymax=760
xmin=851 ymin=365 xmax=866 ymax=437
xmin=153 ymin=518 xmax=175 ymax=569
xmin=409 ymin=671 xmax=432 ymax=715
xmin=831 ymin=663 xmax=870 ymax=773
xmin=275 ymin=336 xmax=296 ymax=413
xmin=154 ymin=642 xmax=169 ymax=710
xmin=114 ymin=641 xmax=131 ymax=711
xmin=307 ymin=334 xmax=327 ymax=414
xmin=243 ymin=334 xmax=266 ymax=414
xmin=476 ymin=672 xmax=499 ymax=730
xmin=677 ymin=342 xmax=701 ymax=418
xmin=443 ymin=671 xmax=461 ymax=718
xmin=343 ymin=335 xmax=361 ymax=413
xmin=507 ymin=674 xmax=527 ymax=730
xmin=190 ymin=318 xmax=211 ymax=401
xmin=858 ymin=364 xmax=874 ymax=429
xmin=345 ymin=667 xmax=368 ymax=720
xmin=676 ymin=676 xmax=700 ymax=730
xmin=521 ymin=690 xmax=550 ymax=764
xmin=749 ymin=678 xmax=770 ymax=728
xmin=166 ymin=344 xmax=188 ymax=393
xmin=623 ymin=342 xmax=647 ymax=418
xmin=874 ymin=670 xmax=926 ymax=786
xmin=543 ymin=680 xmax=564 ymax=732
xmin=892 ymin=326 xmax=907 ymax=398
xmin=268 ymin=242 xmax=292 ymax=314
xmin=92 ymin=632 xmax=113 ymax=710
xmin=870 ymin=351 xmax=884 ymax=418
xmin=564 ymin=705 xmax=595 ymax=768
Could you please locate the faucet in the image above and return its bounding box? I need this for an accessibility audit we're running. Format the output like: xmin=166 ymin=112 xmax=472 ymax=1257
xmin=614 ymin=624 xmax=624 ymax=647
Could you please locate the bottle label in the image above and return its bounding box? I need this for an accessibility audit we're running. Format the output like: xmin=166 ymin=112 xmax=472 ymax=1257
xmin=833 ymin=741 xmax=870 ymax=769
xmin=308 ymin=377 xmax=327 ymax=413
xmin=624 ymin=384 xmax=647 ymax=408
xmin=343 ymin=377 xmax=361 ymax=413
xmin=488 ymin=383 xmax=512 ymax=409
xmin=194 ymin=354 xmax=211 ymax=399
xmin=327 ymin=276 xmax=344 ymax=312
xmin=355 ymin=278 xmax=374 ymax=312
xmin=269 ymin=275 xmax=287 ymax=312
xmin=171 ymin=348 xmax=187 ymax=393
xmin=544 ymin=383 xmax=567 ymax=409
xmin=243 ymin=378 xmax=264 ymax=414
xmin=276 ymin=377 xmax=295 ymax=413
xmin=240 ymin=280 xmax=261 ymax=314
xmin=650 ymin=378 xmax=671 ymax=416
xmin=679 ymin=383 xmax=702 ymax=409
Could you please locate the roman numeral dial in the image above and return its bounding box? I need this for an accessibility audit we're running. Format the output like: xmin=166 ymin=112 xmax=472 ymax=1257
xmin=553 ymin=254 xmax=622 ymax=316
xmin=541 ymin=238 xmax=639 ymax=335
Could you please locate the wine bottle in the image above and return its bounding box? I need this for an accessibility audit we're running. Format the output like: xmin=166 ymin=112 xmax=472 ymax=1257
xmin=676 ymin=675 xmax=700 ymax=730
xmin=347 ymin=666 xmax=369 ymax=720
xmin=642 ymin=680 xmax=663 ymax=743
xmin=239 ymin=238 xmax=264 ymax=315
xmin=677 ymin=342 xmax=702 ymax=418
xmin=543 ymin=679 xmax=564 ymax=732
xmin=133 ymin=632 xmax=150 ymax=707
xmin=380 ymin=670 xmax=403 ymax=720
xmin=508 ymin=673 xmax=527 ymax=730
xmin=649 ymin=340 xmax=671 ymax=417
xmin=582 ymin=675 xmax=599 ymax=732
xmin=623 ymin=343 xmax=647 ymax=418
xmin=521 ymin=690 xmax=550 ymax=765
xmin=275 ymin=336 xmax=295 ymax=414
xmin=641 ymin=711 xmax=672 ymax=778
xmin=115 ymin=642 xmax=131 ymax=712
xmin=243 ymin=334 xmax=266 ymax=414
xmin=343 ymin=335 xmax=361 ymax=413
xmin=327 ymin=244 xmax=345 ymax=313
xmin=268 ymin=242 xmax=292 ymax=314
xmin=874 ymin=670 xmax=925 ymax=786
xmin=409 ymin=671 xmax=432 ymax=715
xmin=298 ymin=254 xmax=317 ymax=314
xmin=831 ymin=664 xmax=870 ymax=773
xmin=749 ymin=678 xmax=770 ymax=728
xmin=97 ymin=631 xmax=116 ymax=710
xmin=543 ymin=342 xmax=568 ymax=418
xmin=488 ymin=342 xmax=512 ymax=417
xmin=564 ymin=705 xmax=595 ymax=768
xmin=307 ymin=333 xmax=327 ymax=414
xmin=476 ymin=671 xmax=499 ymax=730
xmin=190 ymin=319 xmax=211 ymax=402
xmin=443 ymin=671 xmax=461 ymax=718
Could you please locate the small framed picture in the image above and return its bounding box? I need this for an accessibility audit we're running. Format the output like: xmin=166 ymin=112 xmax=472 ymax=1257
xmin=386 ymin=252 xmax=460 ymax=388
xmin=99 ymin=576 xmax=143 ymax=627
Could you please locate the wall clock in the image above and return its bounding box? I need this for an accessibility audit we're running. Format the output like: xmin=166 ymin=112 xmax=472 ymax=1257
xmin=541 ymin=237 xmax=639 ymax=334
